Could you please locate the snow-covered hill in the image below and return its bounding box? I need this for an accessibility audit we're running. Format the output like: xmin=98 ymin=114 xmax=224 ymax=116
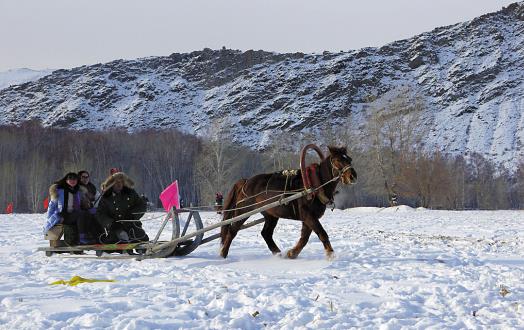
xmin=1 ymin=3 xmax=523 ymax=168
xmin=0 ymin=68 xmax=53 ymax=90
xmin=0 ymin=209 xmax=523 ymax=328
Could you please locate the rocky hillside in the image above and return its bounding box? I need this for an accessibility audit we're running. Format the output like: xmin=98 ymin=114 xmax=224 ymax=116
xmin=1 ymin=2 xmax=523 ymax=168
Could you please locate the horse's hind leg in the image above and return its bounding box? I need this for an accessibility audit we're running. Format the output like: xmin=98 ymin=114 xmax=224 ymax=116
xmin=260 ymin=212 xmax=280 ymax=255
xmin=286 ymin=222 xmax=312 ymax=259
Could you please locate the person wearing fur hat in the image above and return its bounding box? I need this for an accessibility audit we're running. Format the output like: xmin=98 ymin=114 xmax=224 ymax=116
xmin=100 ymin=168 xmax=121 ymax=192
xmin=95 ymin=172 xmax=148 ymax=243
xmin=44 ymin=172 xmax=97 ymax=245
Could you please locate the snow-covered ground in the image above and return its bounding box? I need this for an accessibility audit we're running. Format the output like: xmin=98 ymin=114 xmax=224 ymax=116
xmin=0 ymin=207 xmax=523 ymax=329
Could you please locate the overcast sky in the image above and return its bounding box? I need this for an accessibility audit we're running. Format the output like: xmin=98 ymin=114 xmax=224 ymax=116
xmin=0 ymin=0 xmax=517 ymax=71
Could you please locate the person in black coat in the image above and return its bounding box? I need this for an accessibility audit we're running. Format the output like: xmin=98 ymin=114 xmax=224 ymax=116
xmin=95 ymin=172 xmax=148 ymax=243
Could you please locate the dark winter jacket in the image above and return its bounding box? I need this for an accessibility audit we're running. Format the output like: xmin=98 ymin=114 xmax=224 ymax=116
xmin=95 ymin=173 xmax=146 ymax=230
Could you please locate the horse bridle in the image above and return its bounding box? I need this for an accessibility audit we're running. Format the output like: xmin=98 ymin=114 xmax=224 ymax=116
xmin=329 ymin=156 xmax=354 ymax=183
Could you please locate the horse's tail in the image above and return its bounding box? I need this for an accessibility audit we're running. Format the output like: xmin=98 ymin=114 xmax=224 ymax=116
xmin=220 ymin=179 xmax=246 ymax=245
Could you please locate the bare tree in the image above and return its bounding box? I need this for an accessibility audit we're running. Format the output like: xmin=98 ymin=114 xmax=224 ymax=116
xmin=265 ymin=131 xmax=299 ymax=171
xmin=195 ymin=119 xmax=239 ymax=205
xmin=27 ymin=153 xmax=48 ymax=212
xmin=365 ymin=87 xmax=427 ymax=206
xmin=396 ymin=151 xmax=452 ymax=208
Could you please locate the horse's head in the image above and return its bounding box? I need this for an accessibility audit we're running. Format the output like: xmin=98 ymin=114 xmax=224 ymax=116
xmin=327 ymin=146 xmax=357 ymax=185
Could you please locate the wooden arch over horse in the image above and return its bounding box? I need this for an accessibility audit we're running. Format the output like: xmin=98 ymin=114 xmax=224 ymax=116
xmin=219 ymin=144 xmax=357 ymax=260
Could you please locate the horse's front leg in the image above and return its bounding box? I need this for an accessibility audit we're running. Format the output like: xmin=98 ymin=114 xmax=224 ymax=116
xmin=287 ymin=222 xmax=312 ymax=259
xmin=260 ymin=213 xmax=281 ymax=255
xmin=220 ymin=228 xmax=235 ymax=258
xmin=301 ymin=212 xmax=335 ymax=260
xmin=220 ymin=219 xmax=246 ymax=258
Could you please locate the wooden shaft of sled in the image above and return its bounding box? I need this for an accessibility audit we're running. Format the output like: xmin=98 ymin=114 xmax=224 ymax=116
xmin=200 ymin=217 xmax=266 ymax=245
xmin=150 ymin=189 xmax=310 ymax=253
xmin=240 ymin=217 xmax=267 ymax=230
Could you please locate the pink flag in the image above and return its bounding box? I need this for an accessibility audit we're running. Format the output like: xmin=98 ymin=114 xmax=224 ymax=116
xmin=159 ymin=180 xmax=180 ymax=212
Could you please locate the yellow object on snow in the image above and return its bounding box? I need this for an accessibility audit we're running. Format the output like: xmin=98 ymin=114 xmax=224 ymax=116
xmin=50 ymin=275 xmax=116 ymax=286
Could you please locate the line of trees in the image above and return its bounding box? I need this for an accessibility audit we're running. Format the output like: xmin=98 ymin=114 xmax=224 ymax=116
xmin=266 ymin=127 xmax=524 ymax=210
xmin=0 ymin=123 xmax=203 ymax=212
xmin=325 ymin=88 xmax=524 ymax=209
xmin=1 ymin=116 xmax=523 ymax=213
xmin=334 ymin=149 xmax=524 ymax=210
xmin=0 ymin=121 xmax=271 ymax=213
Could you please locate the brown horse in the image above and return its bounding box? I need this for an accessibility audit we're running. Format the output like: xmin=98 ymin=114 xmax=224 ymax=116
xmin=220 ymin=146 xmax=357 ymax=260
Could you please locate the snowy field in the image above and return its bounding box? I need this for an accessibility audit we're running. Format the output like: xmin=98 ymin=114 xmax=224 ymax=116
xmin=0 ymin=207 xmax=523 ymax=329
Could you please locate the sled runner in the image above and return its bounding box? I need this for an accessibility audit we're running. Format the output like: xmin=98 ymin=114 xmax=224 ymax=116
xmin=38 ymin=208 xmax=205 ymax=258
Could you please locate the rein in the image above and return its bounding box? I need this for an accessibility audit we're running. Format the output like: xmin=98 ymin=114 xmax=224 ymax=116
xmin=180 ymin=165 xmax=353 ymax=214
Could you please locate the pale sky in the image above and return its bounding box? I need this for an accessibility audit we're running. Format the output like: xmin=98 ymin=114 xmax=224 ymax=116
xmin=0 ymin=0 xmax=517 ymax=71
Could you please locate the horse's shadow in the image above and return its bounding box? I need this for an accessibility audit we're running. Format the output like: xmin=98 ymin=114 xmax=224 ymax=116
xmin=173 ymin=249 xmax=332 ymax=270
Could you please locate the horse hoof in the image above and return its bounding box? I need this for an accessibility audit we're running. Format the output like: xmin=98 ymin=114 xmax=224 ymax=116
xmin=286 ymin=250 xmax=298 ymax=259
xmin=326 ymin=251 xmax=335 ymax=261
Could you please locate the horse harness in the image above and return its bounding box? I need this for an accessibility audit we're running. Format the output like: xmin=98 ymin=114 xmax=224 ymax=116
xmin=303 ymin=156 xmax=353 ymax=204
xmin=236 ymin=156 xmax=352 ymax=208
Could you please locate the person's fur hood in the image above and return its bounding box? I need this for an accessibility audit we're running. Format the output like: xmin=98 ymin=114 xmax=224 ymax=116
xmin=101 ymin=172 xmax=135 ymax=192
xmin=49 ymin=183 xmax=80 ymax=201
xmin=49 ymin=184 xmax=59 ymax=201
